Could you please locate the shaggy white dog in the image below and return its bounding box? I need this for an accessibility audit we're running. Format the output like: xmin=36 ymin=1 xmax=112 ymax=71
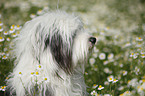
xmin=7 ymin=10 xmax=96 ymax=96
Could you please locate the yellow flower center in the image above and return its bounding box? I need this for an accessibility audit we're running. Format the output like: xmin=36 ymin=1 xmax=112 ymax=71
xmin=99 ymin=85 xmax=102 ymax=88
xmin=38 ymin=9 xmax=42 ymax=12
xmin=1 ymin=86 xmax=4 ymax=89
xmin=131 ymin=53 xmax=134 ymax=55
xmin=12 ymin=33 xmax=16 ymax=35
xmin=126 ymin=91 xmax=129 ymax=94
xmin=6 ymin=77 xmax=9 ymax=80
xmin=142 ymin=79 xmax=145 ymax=82
xmin=38 ymin=65 xmax=41 ymax=68
xmin=119 ymin=94 xmax=123 ymax=96
xmin=17 ymin=31 xmax=20 ymax=34
xmin=123 ymin=71 xmax=126 ymax=74
xmin=4 ymin=31 xmax=8 ymax=33
xmin=114 ymin=79 xmax=116 ymax=81
xmin=142 ymin=54 xmax=145 ymax=56
xmin=44 ymin=78 xmax=47 ymax=80
xmin=31 ymin=72 xmax=34 ymax=75
xmin=0 ymin=26 xmax=2 ymax=29
xmin=10 ymin=29 xmax=14 ymax=31
xmin=3 ymin=56 xmax=6 ymax=58
xmin=19 ymin=72 xmax=22 ymax=74
xmin=109 ymin=78 xmax=113 ymax=80
xmin=137 ymin=86 xmax=140 ymax=89
xmin=139 ymin=37 xmax=141 ymax=39
xmin=36 ymin=72 xmax=39 ymax=75
xmin=17 ymin=25 xmax=20 ymax=28
xmin=128 ymin=80 xmax=131 ymax=83
xmin=31 ymin=13 xmax=35 ymax=16
xmin=106 ymin=27 xmax=110 ymax=29
xmin=7 ymin=37 xmax=10 ymax=40
xmin=0 ymin=37 xmax=3 ymax=39
xmin=93 ymin=84 xmax=97 ymax=86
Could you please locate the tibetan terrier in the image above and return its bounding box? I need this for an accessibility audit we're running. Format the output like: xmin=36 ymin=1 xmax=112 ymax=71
xmin=7 ymin=10 xmax=96 ymax=96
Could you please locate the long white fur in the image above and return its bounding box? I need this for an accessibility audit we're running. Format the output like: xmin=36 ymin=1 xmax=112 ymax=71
xmin=7 ymin=10 xmax=92 ymax=96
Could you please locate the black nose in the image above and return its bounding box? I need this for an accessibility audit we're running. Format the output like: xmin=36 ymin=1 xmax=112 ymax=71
xmin=89 ymin=37 xmax=96 ymax=44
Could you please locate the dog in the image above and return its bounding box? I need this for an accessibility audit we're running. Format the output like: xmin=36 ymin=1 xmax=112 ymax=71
xmin=7 ymin=10 xmax=96 ymax=96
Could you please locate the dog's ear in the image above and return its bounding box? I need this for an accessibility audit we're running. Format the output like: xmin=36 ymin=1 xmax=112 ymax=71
xmin=45 ymin=33 xmax=73 ymax=75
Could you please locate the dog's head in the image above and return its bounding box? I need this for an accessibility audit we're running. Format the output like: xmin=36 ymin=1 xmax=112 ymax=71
xmin=15 ymin=11 xmax=96 ymax=75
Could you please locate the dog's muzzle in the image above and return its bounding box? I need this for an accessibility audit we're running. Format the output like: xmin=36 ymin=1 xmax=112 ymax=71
xmin=89 ymin=37 xmax=96 ymax=44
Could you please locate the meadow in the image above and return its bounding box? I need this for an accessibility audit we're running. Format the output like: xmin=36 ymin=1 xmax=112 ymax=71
xmin=0 ymin=0 xmax=145 ymax=96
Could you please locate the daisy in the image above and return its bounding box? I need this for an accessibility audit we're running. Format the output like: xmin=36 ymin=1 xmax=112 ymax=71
xmin=89 ymin=58 xmax=95 ymax=65
xmin=85 ymin=72 xmax=88 ymax=75
xmin=141 ymin=54 xmax=145 ymax=58
xmin=122 ymin=70 xmax=128 ymax=76
xmin=16 ymin=31 xmax=20 ymax=35
xmin=9 ymin=28 xmax=15 ymax=33
xmin=37 ymin=9 xmax=43 ymax=15
xmin=18 ymin=72 xmax=22 ymax=76
xmin=134 ymin=67 xmax=140 ymax=74
xmin=130 ymin=53 xmax=134 ymax=57
xmin=108 ymin=53 xmax=114 ymax=60
xmin=136 ymin=43 xmax=142 ymax=47
xmin=0 ymin=86 xmax=6 ymax=91
xmin=104 ymin=27 xmax=110 ymax=31
xmin=0 ymin=37 xmax=4 ymax=42
xmin=30 ymin=72 xmax=35 ymax=77
xmin=118 ymin=86 xmax=124 ymax=91
xmin=93 ymin=47 xmax=99 ymax=53
xmin=92 ymin=53 xmax=97 ymax=58
xmin=104 ymin=81 xmax=109 ymax=85
xmin=15 ymin=25 xmax=22 ymax=30
xmin=2 ymin=55 xmax=7 ymax=59
xmin=133 ymin=55 xmax=138 ymax=59
xmin=43 ymin=77 xmax=50 ymax=83
xmin=11 ymin=33 xmax=17 ymax=37
xmin=99 ymin=53 xmax=106 ymax=60
xmin=104 ymin=94 xmax=111 ymax=96
xmin=141 ymin=51 xmax=145 ymax=54
xmin=43 ymin=6 xmax=49 ymax=11
xmin=6 ymin=37 xmax=11 ymax=41
xmin=107 ymin=75 xmax=114 ymax=82
xmin=125 ymin=42 xmax=131 ymax=47
xmin=0 ymin=21 xmax=3 ymax=26
xmin=103 ymin=61 xmax=109 ymax=65
xmin=104 ymin=68 xmax=110 ymax=74
xmin=113 ymin=79 xmax=118 ymax=83
xmin=92 ymin=84 xmax=98 ymax=89
xmin=91 ymin=90 xmax=97 ymax=96
xmin=35 ymin=71 xmax=39 ymax=76
xmin=4 ymin=31 xmax=9 ymax=35
xmin=30 ymin=14 xmax=36 ymax=19
xmin=37 ymin=64 xmax=43 ymax=70
xmin=10 ymin=25 xmax=15 ymax=29
xmin=98 ymin=85 xmax=104 ymax=90
xmin=136 ymin=37 xmax=143 ymax=41
xmin=0 ymin=26 xmax=3 ymax=32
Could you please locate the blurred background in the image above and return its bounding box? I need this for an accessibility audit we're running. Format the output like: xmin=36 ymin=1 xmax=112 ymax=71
xmin=0 ymin=0 xmax=145 ymax=96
